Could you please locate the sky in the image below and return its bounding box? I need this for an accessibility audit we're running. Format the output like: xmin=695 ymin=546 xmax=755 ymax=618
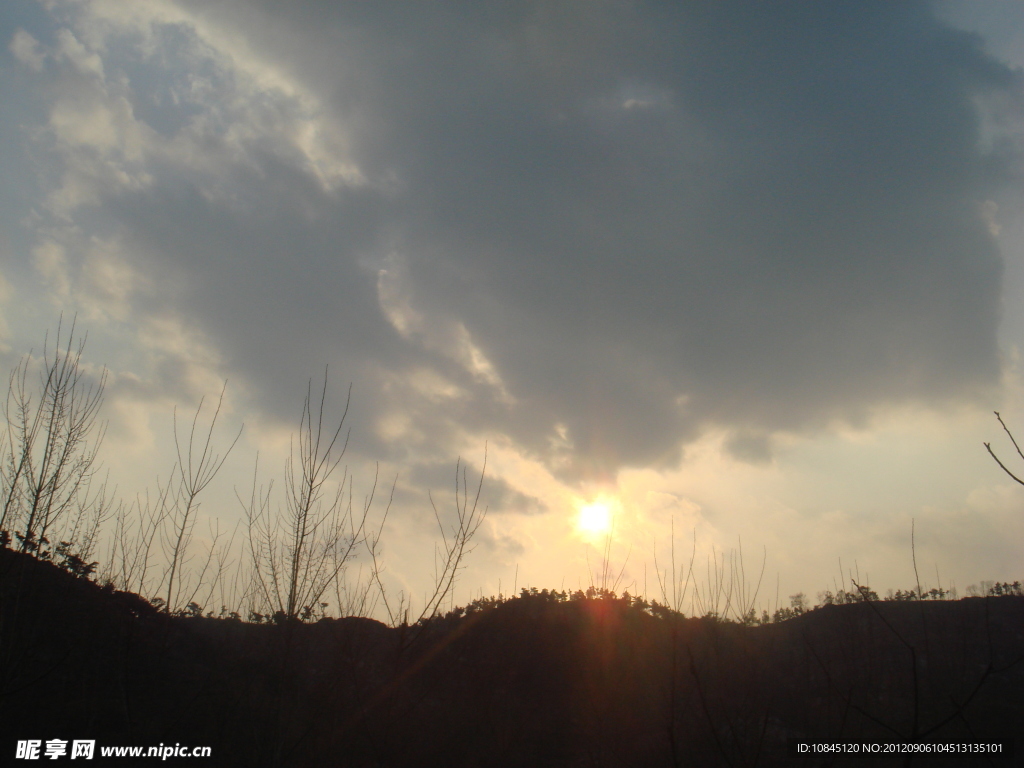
xmin=1 ymin=0 xmax=1023 ymax=619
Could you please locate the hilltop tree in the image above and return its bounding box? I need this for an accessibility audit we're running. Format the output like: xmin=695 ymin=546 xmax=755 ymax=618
xmin=0 ymin=317 xmax=111 ymax=560
xmin=243 ymin=371 xmax=377 ymax=622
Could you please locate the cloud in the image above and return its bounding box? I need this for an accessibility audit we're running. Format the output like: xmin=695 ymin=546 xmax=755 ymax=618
xmin=10 ymin=0 xmax=1024 ymax=494
xmin=55 ymin=27 xmax=104 ymax=78
xmin=406 ymin=458 xmax=547 ymax=517
xmin=725 ymin=430 xmax=774 ymax=466
xmin=10 ymin=28 xmax=45 ymax=71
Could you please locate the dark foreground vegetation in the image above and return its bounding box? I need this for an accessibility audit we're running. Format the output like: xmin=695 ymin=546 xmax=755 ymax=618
xmin=1 ymin=546 xmax=1022 ymax=768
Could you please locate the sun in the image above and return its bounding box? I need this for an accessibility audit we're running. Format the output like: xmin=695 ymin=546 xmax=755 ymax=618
xmin=577 ymin=499 xmax=614 ymax=537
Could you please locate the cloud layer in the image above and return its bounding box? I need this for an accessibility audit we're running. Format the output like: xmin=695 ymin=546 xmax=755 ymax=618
xmin=5 ymin=0 xmax=1022 ymax=495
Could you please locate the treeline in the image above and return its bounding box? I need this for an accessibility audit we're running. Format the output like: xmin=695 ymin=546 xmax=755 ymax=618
xmin=1 ymin=319 xmax=1022 ymax=628
xmin=429 ymin=580 xmax=1024 ymax=630
xmin=4 ymin=537 xmax=1024 ymax=627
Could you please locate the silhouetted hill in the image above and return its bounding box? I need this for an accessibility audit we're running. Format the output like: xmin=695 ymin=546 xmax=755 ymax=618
xmin=1 ymin=547 xmax=1021 ymax=767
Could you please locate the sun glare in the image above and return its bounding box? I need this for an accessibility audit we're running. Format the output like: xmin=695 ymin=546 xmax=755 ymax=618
xmin=577 ymin=499 xmax=613 ymax=537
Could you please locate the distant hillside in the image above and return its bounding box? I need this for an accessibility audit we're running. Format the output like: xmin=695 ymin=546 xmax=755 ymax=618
xmin=1 ymin=546 xmax=1021 ymax=767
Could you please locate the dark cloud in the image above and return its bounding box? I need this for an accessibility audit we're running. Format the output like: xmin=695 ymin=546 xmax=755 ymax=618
xmin=28 ymin=1 xmax=1023 ymax=486
xmin=725 ymin=431 xmax=774 ymax=466
xmin=336 ymin=0 xmax=1016 ymax=478
xmin=407 ymin=460 xmax=548 ymax=516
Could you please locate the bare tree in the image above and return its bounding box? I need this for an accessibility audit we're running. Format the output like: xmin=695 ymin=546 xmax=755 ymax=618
xmin=100 ymin=479 xmax=175 ymax=594
xmin=587 ymin=522 xmax=631 ymax=596
xmin=0 ymin=317 xmax=108 ymax=557
xmin=97 ymin=384 xmax=240 ymax=610
xmin=158 ymin=383 xmax=241 ymax=613
xmin=654 ymin=520 xmax=698 ymax=615
xmin=243 ymin=372 xmax=378 ymax=622
xmin=370 ymin=447 xmax=487 ymax=628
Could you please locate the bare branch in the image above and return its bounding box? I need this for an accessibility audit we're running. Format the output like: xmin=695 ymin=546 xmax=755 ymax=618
xmin=0 ymin=315 xmax=108 ymax=558
xmin=984 ymin=412 xmax=1024 ymax=487
xmin=242 ymin=374 xmax=377 ymax=623
xmin=161 ymin=381 xmax=241 ymax=613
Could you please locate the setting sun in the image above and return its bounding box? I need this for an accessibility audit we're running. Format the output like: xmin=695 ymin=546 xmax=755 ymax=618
xmin=577 ymin=499 xmax=614 ymax=537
